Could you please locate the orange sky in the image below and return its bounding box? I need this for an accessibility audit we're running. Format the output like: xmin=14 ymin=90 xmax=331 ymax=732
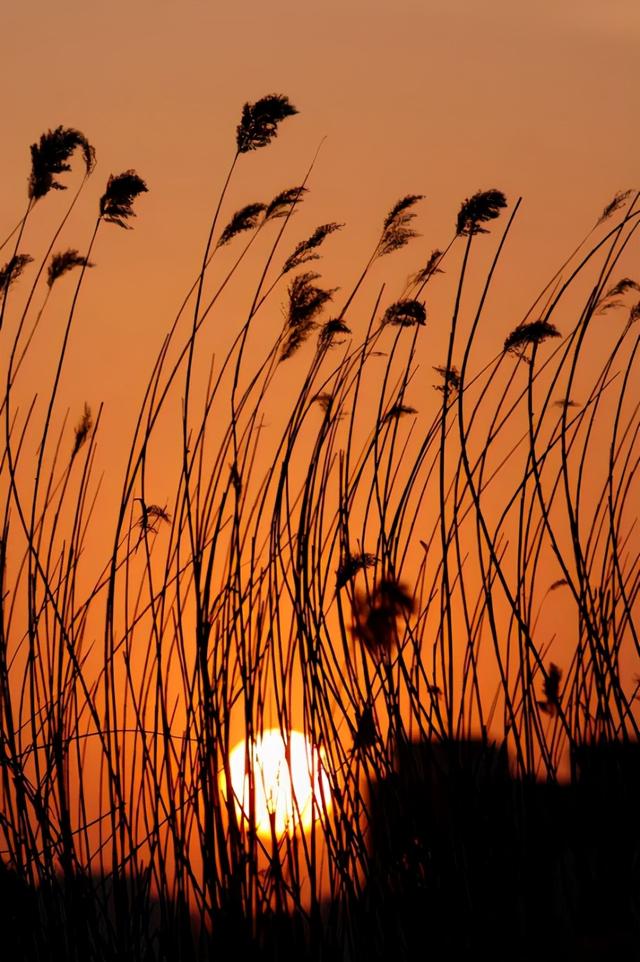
xmin=2 ymin=0 xmax=637 ymax=654
xmin=2 ymin=0 xmax=638 ymax=691
xmin=0 ymin=2 xmax=635 ymax=453
xmin=1 ymin=0 xmax=639 ymax=892
xmin=2 ymin=1 xmax=637 ymax=403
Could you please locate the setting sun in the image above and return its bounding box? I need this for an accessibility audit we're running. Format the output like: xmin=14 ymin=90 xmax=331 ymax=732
xmin=225 ymin=729 xmax=331 ymax=838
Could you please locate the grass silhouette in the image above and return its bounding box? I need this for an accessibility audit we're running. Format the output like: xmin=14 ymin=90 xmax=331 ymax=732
xmin=0 ymin=95 xmax=639 ymax=960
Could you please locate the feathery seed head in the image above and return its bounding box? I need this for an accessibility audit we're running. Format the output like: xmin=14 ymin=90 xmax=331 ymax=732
xmin=136 ymin=500 xmax=171 ymax=535
xmin=336 ymin=552 xmax=377 ymax=590
xmin=71 ymin=403 xmax=93 ymax=460
xmin=538 ymin=662 xmax=562 ymax=715
xmin=318 ymin=318 xmax=351 ymax=350
xmin=265 ymin=186 xmax=307 ymax=220
xmin=280 ymin=272 xmax=336 ymax=360
xmin=236 ymin=94 xmax=298 ymax=153
xmin=29 ymin=126 xmax=95 ymax=200
xmin=456 ymin=188 xmax=507 ymax=236
xmin=99 ymin=170 xmax=148 ymax=229
xmin=351 ymin=576 xmax=414 ymax=659
xmin=504 ymin=319 xmax=560 ymax=357
xmin=0 ymin=254 xmax=33 ymax=294
xmin=604 ymin=278 xmax=640 ymax=298
xmin=314 ymin=392 xmax=334 ymax=414
xmin=378 ymin=194 xmax=424 ymax=256
xmin=383 ymin=298 xmax=426 ymax=327
xmin=48 ymin=249 xmax=94 ymax=288
xmin=410 ymin=249 xmax=444 ymax=288
xmin=433 ymin=365 xmax=460 ymax=398
xmin=217 ymin=202 xmax=266 ymax=248
xmin=282 ymin=222 xmax=343 ymax=274
xmin=597 ymin=189 xmax=632 ymax=225
xmin=382 ymin=404 xmax=417 ymax=423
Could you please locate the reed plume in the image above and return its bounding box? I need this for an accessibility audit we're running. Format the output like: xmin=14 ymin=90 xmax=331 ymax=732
xmin=28 ymin=125 xmax=95 ymax=200
xmin=604 ymin=277 xmax=640 ymax=298
xmin=503 ymin=319 xmax=560 ymax=357
xmin=99 ymin=171 xmax=148 ymax=228
xmin=236 ymin=94 xmax=298 ymax=153
xmin=352 ymin=577 xmax=414 ymax=657
xmin=280 ymin=271 xmax=336 ymax=360
xmin=70 ymin=403 xmax=93 ymax=460
xmin=216 ymin=202 xmax=266 ymax=247
xmin=538 ymin=662 xmax=562 ymax=715
xmin=410 ymin=249 xmax=444 ymax=287
xmin=282 ymin=222 xmax=343 ymax=274
xmin=433 ymin=364 xmax=460 ymax=398
xmin=0 ymin=254 xmax=33 ymax=294
xmin=318 ymin=317 xmax=351 ymax=349
xmin=378 ymin=194 xmax=424 ymax=256
xmin=456 ymin=188 xmax=507 ymax=235
xmin=382 ymin=403 xmax=416 ymax=423
xmin=265 ymin=186 xmax=307 ymax=220
xmin=336 ymin=552 xmax=377 ymax=590
xmin=597 ymin=188 xmax=632 ymax=225
xmin=382 ymin=299 xmax=426 ymax=327
xmin=136 ymin=499 xmax=171 ymax=535
xmin=47 ymin=249 xmax=94 ymax=287
xmin=314 ymin=392 xmax=334 ymax=414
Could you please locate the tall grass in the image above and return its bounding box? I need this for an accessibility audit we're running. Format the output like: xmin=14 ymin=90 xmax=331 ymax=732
xmin=0 ymin=99 xmax=638 ymax=959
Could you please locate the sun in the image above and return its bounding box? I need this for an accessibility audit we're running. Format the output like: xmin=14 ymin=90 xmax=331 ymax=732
xmin=225 ymin=729 xmax=331 ymax=838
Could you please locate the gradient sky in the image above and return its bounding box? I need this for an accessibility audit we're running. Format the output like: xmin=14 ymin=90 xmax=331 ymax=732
xmin=4 ymin=1 xmax=638 ymax=256
xmin=1 ymin=0 xmax=639 ymax=855
xmin=2 ymin=0 xmax=637 ymax=520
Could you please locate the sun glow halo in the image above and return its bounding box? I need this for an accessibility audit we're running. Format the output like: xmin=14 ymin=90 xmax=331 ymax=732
xmin=226 ymin=729 xmax=331 ymax=838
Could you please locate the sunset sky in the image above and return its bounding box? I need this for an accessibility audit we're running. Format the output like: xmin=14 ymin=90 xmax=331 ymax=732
xmin=1 ymin=0 xmax=636 ymax=621
xmin=4 ymin=2 xmax=638 ymax=287
xmin=2 ymin=0 xmax=637 ymax=679
xmin=2 ymin=0 xmax=640 ymax=931
xmin=1 ymin=2 xmax=637 ymax=459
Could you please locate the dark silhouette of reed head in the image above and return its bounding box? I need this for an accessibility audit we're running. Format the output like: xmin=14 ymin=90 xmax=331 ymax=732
xmin=265 ymin=186 xmax=307 ymax=221
xmin=336 ymin=551 xmax=376 ymax=590
xmin=410 ymin=249 xmax=444 ymax=288
xmin=135 ymin=499 xmax=171 ymax=536
xmin=314 ymin=392 xmax=345 ymax=423
xmin=382 ymin=299 xmax=426 ymax=327
xmin=71 ymin=404 xmax=93 ymax=461
xmin=0 ymin=254 xmax=33 ymax=294
xmin=280 ymin=271 xmax=336 ymax=360
xmin=456 ymin=188 xmax=507 ymax=236
xmin=382 ymin=404 xmax=416 ymax=424
xmin=282 ymin=222 xmax=343 ymax=274
xmin=433 ymin=364 xmax=460 ymax=400
xmin=236 ymin=94 xmax=298 ymax=153
xmin=503 ymin=318 xmax=560 ymax=359
xmin=28 ymin=126 xmax=95 ymax=200
xmin=99 ymin=171 xmax=148 ymax=228
xmin=537 ymin=661 xmax=562 ymax=716
xmin=597 ymin=188 xmax=632 ymax=225
xmin=47 ymin=249 xmax=94 ymax=288
xmin=318 ymin=318 xmax=351 ymax=349
xmin=596 ymin=277 xmax=640 ymax=316
xmin=217 ymin=202 xmax=266 ymax=248
xmin=378 ymin=195 xmax=424 ymax=256
xmin=351 ymin=576 xmax=414 ymax=658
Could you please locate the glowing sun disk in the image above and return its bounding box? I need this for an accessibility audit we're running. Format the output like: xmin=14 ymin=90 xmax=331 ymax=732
xmin=225 ymin=729 xmax=331 ymax=837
